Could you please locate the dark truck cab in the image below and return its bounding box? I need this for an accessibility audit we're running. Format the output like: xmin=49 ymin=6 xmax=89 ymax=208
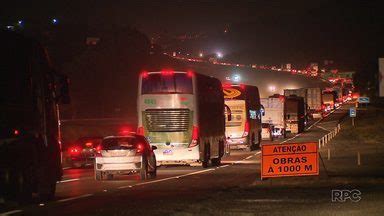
xmin=0 ymin=31 xmax=69 ymax=201
xmin=284 ymin=95 xmax=305 ymax=134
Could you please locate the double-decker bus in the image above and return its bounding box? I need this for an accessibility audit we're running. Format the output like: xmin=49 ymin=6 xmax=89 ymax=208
xmin=137 ymin=70 xmax=228 ymax=167
xmin=223 ymin=84 xmax=262 ymax=151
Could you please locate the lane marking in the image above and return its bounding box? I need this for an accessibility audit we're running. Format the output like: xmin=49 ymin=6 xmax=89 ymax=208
xmin=0 ymin=210 xmax=23 ymax=216
xmin=315 ymin=125 xmax=330 ymax=132
xmin=119 ymin=168 xmax=215 ymax=189
xmin=57 ymin=194 xmax=93 ymax=203
xmin=57 ymin=178 xmax=80 ymax=183
xmin=245 ymin=155 xmax=253 ymax=160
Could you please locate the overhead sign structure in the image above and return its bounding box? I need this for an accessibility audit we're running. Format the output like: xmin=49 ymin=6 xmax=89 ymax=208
xmin=349 ymin=107 xmax=356 ymax=117
xmin=357 ymin=97 xmax=370 ymax=104
xmin=261 ymin=142 xmax=319 ymax=178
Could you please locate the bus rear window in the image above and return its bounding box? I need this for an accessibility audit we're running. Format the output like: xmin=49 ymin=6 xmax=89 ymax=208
xmin=141 ymin=73 xmax=193 ymax=94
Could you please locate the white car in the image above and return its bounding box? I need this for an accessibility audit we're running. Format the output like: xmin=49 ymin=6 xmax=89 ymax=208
xmin=95 ymin=135 xmax=157 ymax=180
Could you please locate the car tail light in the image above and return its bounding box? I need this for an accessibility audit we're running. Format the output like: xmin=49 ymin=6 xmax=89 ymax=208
xmin=69 ymin=146 xmax=82 ymax=155
xmin=137 ymin=126 xmax=144 ymax=135
xmin=243 ymin=121 xmax=249 ymax=137
xmin=189 ymin=126 xmax=199 ymax=148
xmin=95 ymin=145 xmax=102 ymax=156
xmin=136 ymin=143 xmax=144 ymax=153
xmin=14 ymin=129 xmax=20 ymax=136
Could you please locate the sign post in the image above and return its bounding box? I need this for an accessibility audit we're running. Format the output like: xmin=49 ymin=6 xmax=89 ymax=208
xmin=261 ymin=142 xmax=319 ymax=179
xmin=349 ymin=107 xmax=356 ymax=126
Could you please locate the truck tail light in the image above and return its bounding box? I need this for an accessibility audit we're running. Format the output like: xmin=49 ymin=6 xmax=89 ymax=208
xmin=243 ymin=121 xmax=249 ymax=137
xmin=137 ymin=126 xmax=144 ymax=135
xmin=189 ymin=126 xmax=199 ymax=148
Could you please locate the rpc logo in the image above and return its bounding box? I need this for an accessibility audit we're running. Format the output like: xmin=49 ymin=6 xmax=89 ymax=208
xmin=331 ymin=189 xmax=361 ymax=202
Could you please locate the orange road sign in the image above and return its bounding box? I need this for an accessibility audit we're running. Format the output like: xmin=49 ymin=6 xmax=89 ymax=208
xmin=261 ymin=142 xmax=319 ymax=178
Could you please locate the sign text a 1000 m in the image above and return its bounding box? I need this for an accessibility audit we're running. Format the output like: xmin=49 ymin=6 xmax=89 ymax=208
xmin=261 ymin=142 xmax=319 ymax=178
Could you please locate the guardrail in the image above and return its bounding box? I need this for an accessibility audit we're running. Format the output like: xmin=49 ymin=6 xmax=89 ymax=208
xmin=318 ymin=123 xmax=341 ymax=149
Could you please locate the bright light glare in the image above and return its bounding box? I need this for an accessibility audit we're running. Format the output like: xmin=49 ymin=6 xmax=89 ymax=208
xmin=199 ymin=53 xmax=203 ymax=57
xmin=232 ymin=74 xmax=241 ymax=82
xmin=216 ymin=52 xmax=223 ymax=58
xmin=269 ymin=85 xmax=276 ymax=92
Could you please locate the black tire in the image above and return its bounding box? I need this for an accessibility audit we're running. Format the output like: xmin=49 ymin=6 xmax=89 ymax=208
xmin=211 ymin=157 xmax=221 ymax=166
xmin=18 ymin=166 xmax=33 ymax=203
xmin=140 ymin=158 xmax=148 ymax=180
xmin=202 ymin=143 xmax=210 ymax=168
xmin=148 ymin=167 xmax=157 ymax=179
xmin=38 ymin=181 xmax=56 ymax=201
xmin=37 ymin=165 xmax=57 ymax=201
xmin=95 ymin=171 xmax=103 ymax=181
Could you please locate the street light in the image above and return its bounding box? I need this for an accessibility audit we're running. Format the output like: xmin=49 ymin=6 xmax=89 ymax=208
xmin=216 ymin=52 xmax=223 ymax=58
xmin=199 ymin=52 xmax=203 ymax=57
xmin=269 ymin=85 xmax=276 ymax=92
xmin=52 ymin=18 xmax=58 ymax=25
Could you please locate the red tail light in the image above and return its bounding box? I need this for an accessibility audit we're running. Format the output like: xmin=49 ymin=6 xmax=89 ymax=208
xmin=14 ymin=129 xmax=20 ymax=136
xmin=161 ymin=69 xmax=174 ymax=76
xmin=136 ymin=143 xmax=144 ymax=153
xmin=137 ymin=126 xmax=144 ymax=135
xmin=243 ymin=121 xmax=249 ymax=137
xmin=85 ymin=142 xmax=93 ymax=148
xmin=69 ymin=146 xmax=82 ymax=155
xmin=187 ymin=70 xmax=194 ymax=77
xmin=141 ymin=71 xmax=148 ymax=78
xmin=189 ymin=126 xmax=199 ymax=148
xmin=95 ymin=145 xmax=102 ymax=156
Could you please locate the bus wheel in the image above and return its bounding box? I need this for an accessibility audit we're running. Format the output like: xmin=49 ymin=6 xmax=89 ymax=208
xmin=211 ymin=157 xmax=221 ymax=166
xmin=202 ymin=143 xmax=210 ymax=168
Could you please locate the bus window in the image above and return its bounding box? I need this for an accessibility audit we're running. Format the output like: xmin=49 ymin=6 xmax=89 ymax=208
xmin=142 ymin=73 xmax=193 ymax=94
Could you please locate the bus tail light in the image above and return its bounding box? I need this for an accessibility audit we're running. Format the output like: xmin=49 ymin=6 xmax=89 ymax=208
xmin=189 ymin=126 xmax=199 ymax=148
xmin=137 ymin=126 xmax=144 ymax=135
xmin=243 ymin=121 xmax=249 ymax=137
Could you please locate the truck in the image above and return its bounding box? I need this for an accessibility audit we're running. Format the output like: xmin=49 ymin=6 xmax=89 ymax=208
xmin=285 ymin=87 xmax=322 ymax=119
xmin=307 ymin=87 xmax=323 ymax=116
xmin=0 ymin=31 xmax=70 ymax=201
xmin=322 ymin=91 xmax=336 ymax=111
xmin=284 ymin=96 xmax=305 ymax=134
xmin=284 ymin=88 xmax=308 ymax=123
xmin=260 ymin=95 xmax=286 ymax=138
xmin=223 ymin=84 xmax=263 ymax=151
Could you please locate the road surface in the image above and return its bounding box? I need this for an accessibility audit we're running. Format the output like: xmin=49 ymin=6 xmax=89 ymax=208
xmin=0 ymin=105 xmax=352 ymax=215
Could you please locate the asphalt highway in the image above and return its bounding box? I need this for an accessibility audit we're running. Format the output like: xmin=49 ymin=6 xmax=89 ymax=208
xmin=0 ymin=105 xmax=351 ymax=215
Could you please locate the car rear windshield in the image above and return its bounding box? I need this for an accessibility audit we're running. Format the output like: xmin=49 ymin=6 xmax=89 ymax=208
xmin=101 ymin=137 xmax=137 ymax=150
xmin=141 ymin=73 xmax=193 ymax=94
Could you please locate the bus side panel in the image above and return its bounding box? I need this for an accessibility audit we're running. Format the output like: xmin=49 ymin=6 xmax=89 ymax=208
xmin=246 ymin=86 xmax=262 ymax=146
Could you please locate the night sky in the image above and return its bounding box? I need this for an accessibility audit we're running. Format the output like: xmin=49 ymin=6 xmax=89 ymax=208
xmin=2 ymin=0 xmax=384 ymax=69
